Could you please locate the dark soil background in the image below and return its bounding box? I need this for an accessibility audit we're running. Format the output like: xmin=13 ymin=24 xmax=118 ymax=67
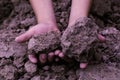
xmin=0 ymin=0 xmax=120 ymax=80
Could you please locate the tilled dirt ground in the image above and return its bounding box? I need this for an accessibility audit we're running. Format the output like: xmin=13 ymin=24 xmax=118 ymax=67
xmin=0 ymin=0 xmax=120 ymax=80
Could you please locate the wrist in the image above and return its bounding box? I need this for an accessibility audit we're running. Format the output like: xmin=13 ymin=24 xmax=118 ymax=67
xmin=36 ymin=22 xmax=58 ymax=31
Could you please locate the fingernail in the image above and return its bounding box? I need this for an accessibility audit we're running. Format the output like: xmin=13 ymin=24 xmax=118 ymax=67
xmin=98 ymin=34 xmax=106 ymax=42
xmin=49 ymin=52 xmax=54 ymax=57
xmin=15 ymin=37 xmax=18 ymax=42
xmin=55 ymin=50 xmax=60 ymax=56
xmin=48 ymin=52 xmax=54 ymax=62
xmin=80 ymin=63 xmax=88 ymax=69
xmin=59 ymin=53 xmax=64 ymax=58
xmin=15 ymin=37 xmax=22 ymax=43
xmin=28 ymin=55 xmax=37 ymax=63
xmin=39 ymin=54 xmax=47 ymax=63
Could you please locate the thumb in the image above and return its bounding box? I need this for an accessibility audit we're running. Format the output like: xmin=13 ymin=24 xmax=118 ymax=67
xmin=15 ymin=29 xmax=34 ymax=43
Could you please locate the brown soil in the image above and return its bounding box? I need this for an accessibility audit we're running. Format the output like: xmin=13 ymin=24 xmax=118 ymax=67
xmin=0 ymin=0 xmax=120 ymax=80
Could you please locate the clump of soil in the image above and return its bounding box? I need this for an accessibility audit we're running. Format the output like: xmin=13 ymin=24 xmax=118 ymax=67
xmin=61 ymin=17 xmax=99 ymax=62
xmin=28 ymin=31 xmax=61 ymax=54
xmin=0 ymin=65 xmax=17 ymax=80
xmin=0 ymin=29 xmax=27 ymax=58
xmin=25 ymin=61 xmax=37 ymax=74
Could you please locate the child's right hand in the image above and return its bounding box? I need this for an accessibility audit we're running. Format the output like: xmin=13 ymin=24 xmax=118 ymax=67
xmin=15 ymin=23 xmax=64 ymax=64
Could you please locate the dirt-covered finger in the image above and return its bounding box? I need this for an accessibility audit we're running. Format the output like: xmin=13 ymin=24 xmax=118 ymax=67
xmin=48 ymin=52 xmax=55 ymax=62
xmin=79 ymin=63 xmax=88 ymax=69
xmin=15 ymin=29 xmax=34 ymax=42
xmin=28 ymin=54 xmax=38 ymax=63
xmin=97 ymin=34 xmax=106 ymax=42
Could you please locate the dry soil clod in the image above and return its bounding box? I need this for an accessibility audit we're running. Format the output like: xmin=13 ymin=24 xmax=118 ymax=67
xmin=25 ymin=61 xmax=37 ymax=74
xmin=28 ymin=31 xmax=61 ymax=54
xmin=61 ymin=17 xmax=99 ymax=62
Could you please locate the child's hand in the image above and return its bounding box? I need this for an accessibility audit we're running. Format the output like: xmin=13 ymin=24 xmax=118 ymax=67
xmin=15 ymin=23 xmax=58 ymax=42
xmin=15 ymin=23 xmax=64 ymax=64
xmin=80 ymin=34 xmax=106 ymax=69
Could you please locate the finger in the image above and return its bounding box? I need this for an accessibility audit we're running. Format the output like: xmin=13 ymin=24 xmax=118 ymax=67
xmin=39 ymin=54 xmax=47 ymax=64
xmin=97 ymin=34 xmax=106 ymax=42
xmin=55 ymin=50 xmax=61 ymax=56
xmin=58 ymin=52 xmax=64 ymax=58
xmin=48 ymin=52 xmax=55 ymax=62
xmin=79 ymin=63 xmax=88 ymax=69
xmin=15 ymin=29 xmax=34 ymax=42
xmin=28 ymin=54 xmax=38 ymax=63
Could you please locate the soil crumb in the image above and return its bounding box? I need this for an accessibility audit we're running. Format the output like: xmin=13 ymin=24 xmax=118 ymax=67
xmin=28 ymin=31 xmax=61 ymax=54
xmin=25 ymin=61 xmax=37 ymax=74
